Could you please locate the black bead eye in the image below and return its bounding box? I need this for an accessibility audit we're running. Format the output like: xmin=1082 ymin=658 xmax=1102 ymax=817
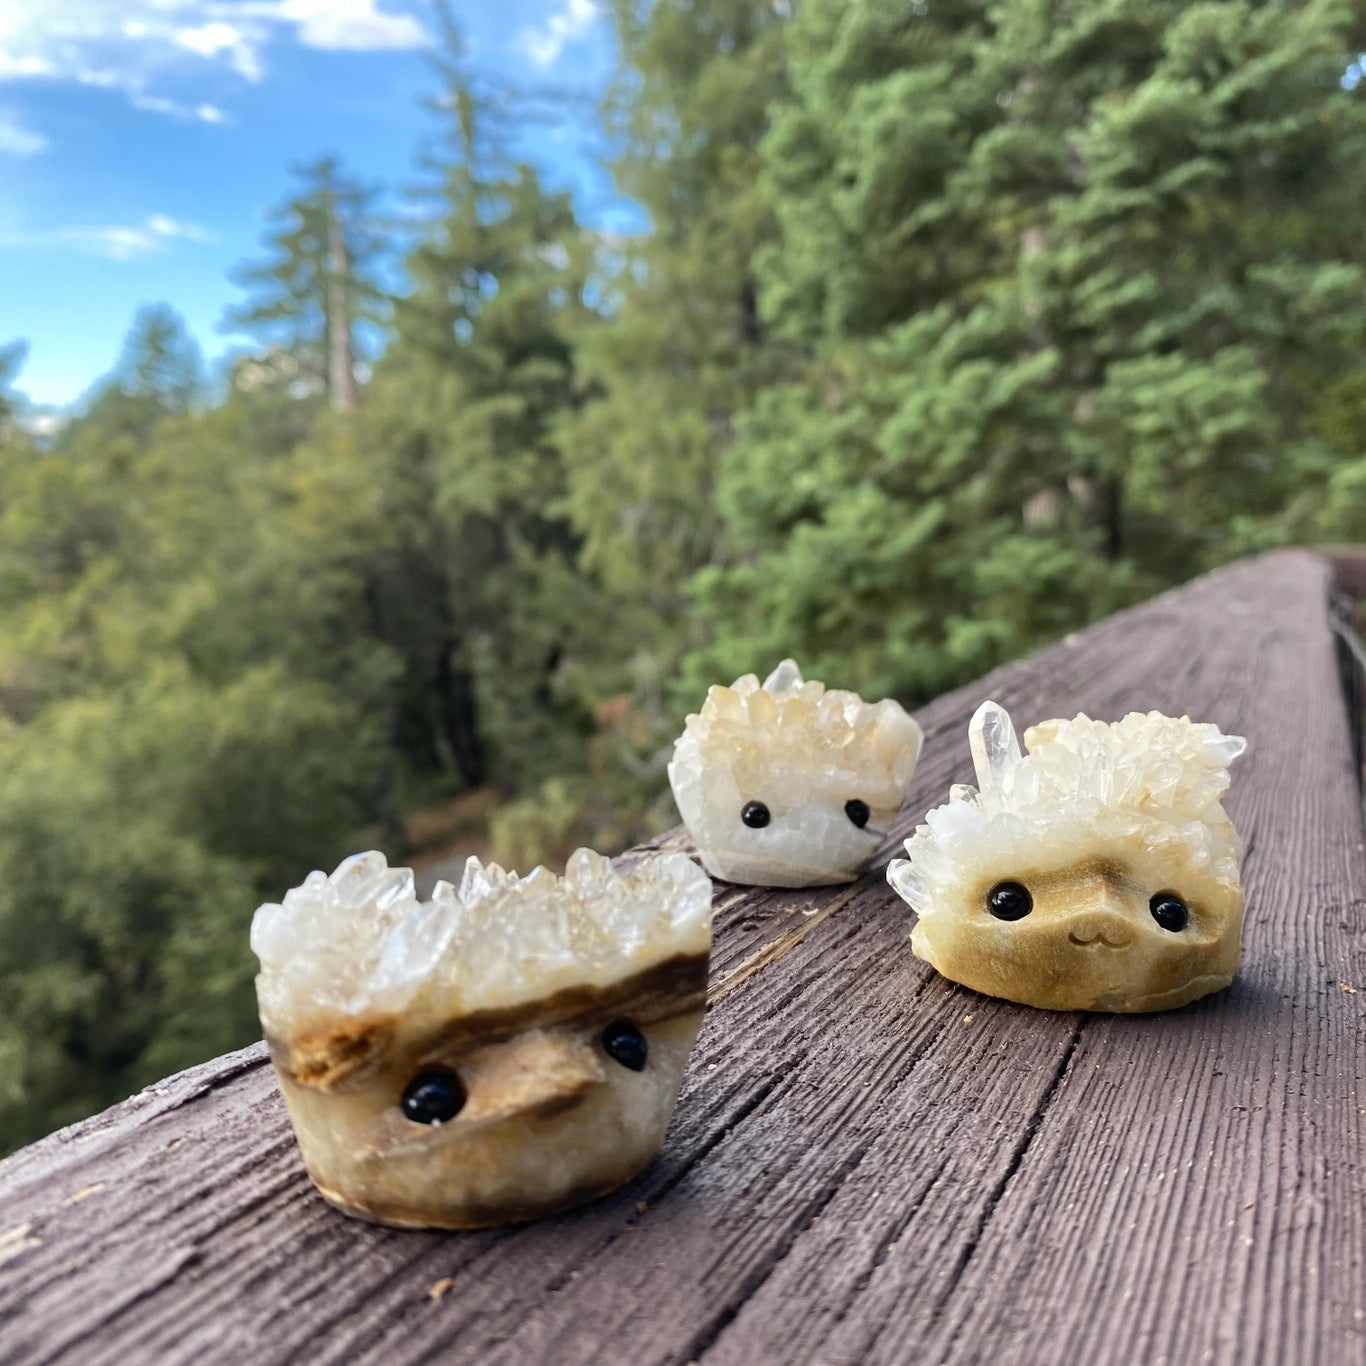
xmin=741 ymin=801 xmax=771 ymax=829
xmin=401 ymin=1068 xmax=465 ymax=1125
xmin=1150 ymin=892 xmax=1189 ymax=932
xmin=987 ymin=881 xmax=1033 ymax=921
xmin=601 ymin=1020 xmax=648 ymax=1071
xmin=845 ymin=799 xmax=871 ymax=828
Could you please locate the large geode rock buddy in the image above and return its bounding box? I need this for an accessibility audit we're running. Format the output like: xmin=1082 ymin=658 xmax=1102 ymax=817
xmin=668 ymin=660 xmax=924 ymax=888
xmin=251 ymin=849 xmax=714 ymax=1229
xmin=887 ymin=700 xmax=1247 ymax=1013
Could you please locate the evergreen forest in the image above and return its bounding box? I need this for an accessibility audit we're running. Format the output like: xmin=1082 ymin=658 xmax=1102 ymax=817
xmin=3 ymin=0 xmax=1366 ymax=1153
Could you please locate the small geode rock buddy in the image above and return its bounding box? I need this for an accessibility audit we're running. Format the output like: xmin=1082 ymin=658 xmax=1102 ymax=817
xmin=251 ymin=849 xmax=714 ymax=1229
xmin=668 ymin=660 xmax=924 ymax=888
xmin=887 ymin=700 xmax=1248 ymax=1013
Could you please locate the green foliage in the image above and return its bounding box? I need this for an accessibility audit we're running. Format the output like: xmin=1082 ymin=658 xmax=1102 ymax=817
xmin=518 ymin=0 xmax=798 ymax=852
xmin=0 ymin=341 xmax=27 ymax=438
xmin=0 ymin=664 xmax=377 ymax=1139
xmin=562 ymin=1 xmax=790 ymax=605
xmin=0 ymin=308 xmax=386 ymax=1152
xmin=341 ymin=34 xmax=604 ymax=810
xmin=227 ymin=156 xmax=390 ymax=406
xmin=692 ymin=0 xmax=1366 ymax=701
xmin=5 ymin=0 xmax=1366 ymax=1153
xmin=113 ymin=303 xmax=205 ymax=409
xmin=69 ymin=305 xmax=206 ymax=449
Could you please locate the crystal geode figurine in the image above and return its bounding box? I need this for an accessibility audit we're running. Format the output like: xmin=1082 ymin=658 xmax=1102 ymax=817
xmin=668 ymin=659 xmax=924 ymax=888
xmin=887 ymin=701 xmax=1247 ymax=1013
xmin=251 ymin=848 xmax=714 ymax=1229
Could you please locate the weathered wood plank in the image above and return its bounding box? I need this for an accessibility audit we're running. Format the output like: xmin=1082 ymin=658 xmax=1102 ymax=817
xmin=714 ymin=557 xmax=1366 ymax=1366
xmin=0 ymin=550 xmax=1362 ymax=1366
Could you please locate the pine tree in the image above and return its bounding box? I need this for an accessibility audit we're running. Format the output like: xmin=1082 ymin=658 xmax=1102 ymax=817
xmin=227 ymin=157 xmax=389 ymax=412
xmin=0 ymin=316 xmax=387 ymax=1154
xmin=693 ymin=0 xmax=1366 ymax=702
xmin=0 ymin=342 xmax=26 ymax=440
xmin=562 ymin=0 xmax=790 ymax=610
xmin=304 ymin=25 xmax=601 ymax=831
xmin=113 ymin=303 xmax=204 ymax=410
xmin=71 ymin=305 xmax=206 ymax=448
xmin=506 ymin=0 xmax=794 ymax=854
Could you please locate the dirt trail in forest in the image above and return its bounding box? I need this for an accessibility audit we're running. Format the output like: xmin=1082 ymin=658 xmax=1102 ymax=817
xmin=401 ymin=787 xmax=495 ymax=896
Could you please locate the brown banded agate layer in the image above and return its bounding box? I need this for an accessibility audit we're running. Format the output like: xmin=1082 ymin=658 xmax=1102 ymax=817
xmin=251 ymin=850 xmax=715 ymax=1229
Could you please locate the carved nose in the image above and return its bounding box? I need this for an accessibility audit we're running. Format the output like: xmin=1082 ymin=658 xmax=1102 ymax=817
xmin=463 ymin=1031 xmax=608 ymax=1124
xmin=1058 ymin=873 xmax=1137 ymax=948
xmin=1066 ymin=911 xmax=1135 ymax=949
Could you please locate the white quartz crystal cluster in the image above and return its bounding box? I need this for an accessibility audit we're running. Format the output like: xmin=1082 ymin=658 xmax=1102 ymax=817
xmin=251 ymin=848 xmax=713 ymax=1035
xmin=888 ymin=701 xmax=1246 ymax=913
xmin=669 ymin=659 xmax=924 ymax=887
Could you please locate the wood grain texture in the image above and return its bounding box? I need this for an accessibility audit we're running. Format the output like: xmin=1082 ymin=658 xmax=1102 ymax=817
xmin=0 ymin=550 xmax=1362 ymax=1366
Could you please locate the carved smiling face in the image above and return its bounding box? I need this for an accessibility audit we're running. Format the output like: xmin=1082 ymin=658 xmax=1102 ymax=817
xmin=904 ymin=849 xmax=1243 ymax=1013
xmin=888 ymin=702 xmax=1247 ymax=1013
xmin=252 ymin=850 xmax=713 ymax=1229
xmin=669 ymin=660 xmax=924 ymax=888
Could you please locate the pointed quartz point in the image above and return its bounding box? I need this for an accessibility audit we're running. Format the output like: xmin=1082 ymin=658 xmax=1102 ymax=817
xmin=1203 ymin=729 xmax=1248 ymax=766
xmin=886 ymin=857 xmax=928 ymax=909
xmin=763 ymin=658 xmax=805 ymax=695
xmin=969 ymin=699 xmax=1022 ymax=791
xmin=458 ymin=855 xmax=495 ymax=903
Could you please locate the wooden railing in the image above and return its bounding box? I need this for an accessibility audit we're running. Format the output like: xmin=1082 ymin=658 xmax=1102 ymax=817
xmin=1 ymin=550 xmax=1364 ymax=1365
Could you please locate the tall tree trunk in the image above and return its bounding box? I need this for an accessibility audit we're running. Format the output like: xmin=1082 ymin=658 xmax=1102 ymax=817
xmin=1098 ymin=475 xmax=1123 ymax=561
xmin=1067 ymin=472 xmax=1125 ymax=561
xmin=326 ymin=191 xmax=358 ymax=414
xmin=361 ymin=575 xmax=405 ymax=839
xmin=373 ymin=692 xmax=405 ymax=843
xmin=436 ymin=636 xmax=487 ymax=789
xmin=737 ymin=279 xmax=764 ymax=347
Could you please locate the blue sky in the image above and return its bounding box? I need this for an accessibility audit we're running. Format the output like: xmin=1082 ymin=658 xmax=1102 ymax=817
xmin=0 ymin=1 xmax=623 ymax=409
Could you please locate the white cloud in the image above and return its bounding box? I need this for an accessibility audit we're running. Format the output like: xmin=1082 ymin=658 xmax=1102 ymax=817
xmin=146 ymin=212 xmax=212 ymax=241
xmin=0 ymin=52 xmax=53 ymax=79
xmin=274 ymin=0 xmax=427 ymax=52
xmin=0 ymin=1 xmax=428 ymax=115
xmin=518 ymin=0 xmax=599 ymax=68
xmin=75 ymin=68 xmax=121 ymax=89
xmin=130 ymin=90 xmax=229 ymax=122
xmin=174 ymin=21 xmax=240 ymax=58
xmin=173 ymin=20 xmax=261 ymax=79
xmin=0 ymin=114 xmax=45 ymax=155
xmin=58 ymin=213 xmax=214 ymax=261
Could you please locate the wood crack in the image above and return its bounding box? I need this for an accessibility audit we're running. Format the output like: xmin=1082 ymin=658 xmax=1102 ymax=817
xmin=705 ymin=885 xmax=864 ymax=1008
xmin=681 ymin=1141 xmax=875 ymax=1366
xmin=25 ymin=1244 xmax=202 ymax=1365
xmin=925 ymin=1018 xmax=1085 ymax=1346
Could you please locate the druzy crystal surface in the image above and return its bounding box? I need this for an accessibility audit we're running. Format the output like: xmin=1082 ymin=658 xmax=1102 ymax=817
xmin=887 ymin=701 xmax=1248 ymax=1013
xmin=252 ymin=848 xmax=713 ymax=1039
xmin=668 ymin=659 xmax=923 ymax=888
xmin=251 ymin=849 xmax=715 ymax=1230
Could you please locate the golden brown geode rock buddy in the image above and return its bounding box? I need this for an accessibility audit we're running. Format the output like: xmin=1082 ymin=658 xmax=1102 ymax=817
xmin=887 ymin=701 xmax=1248 ymax=1013
xmin=251 ymin=849 xmax=714 ymax=1229
xmin=669 ymin=659 xmax=924 ymax=888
